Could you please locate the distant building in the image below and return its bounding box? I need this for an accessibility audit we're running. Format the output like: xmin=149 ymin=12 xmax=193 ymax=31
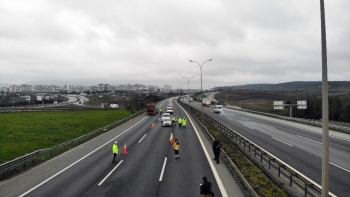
xmin=9 ymin=85 xmax=21 ymax=92
xmin=21 ymin=84 xmax=33 ymax=92
xmin=90 ymin=86 xmax=98 ymax=92
xmin=98 ymin=84 xmax=112 ymax=92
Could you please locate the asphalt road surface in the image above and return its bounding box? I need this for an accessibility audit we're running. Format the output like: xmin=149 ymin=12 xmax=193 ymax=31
xmin=186 ymin=96 xmax=350 ymax=197
xmin=0 ymin=98 xmax=245 ymax=197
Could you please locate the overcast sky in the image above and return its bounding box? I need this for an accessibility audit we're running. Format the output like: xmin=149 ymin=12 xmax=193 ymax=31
xmin=1 ymin=0 xmax=349 ymax=89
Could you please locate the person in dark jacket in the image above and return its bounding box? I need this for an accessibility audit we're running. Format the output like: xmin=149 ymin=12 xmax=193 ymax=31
xmin=213 ymin=140 xmax=221 ymax=164
xmin=212 ymin=139 xmax=218 ymax=160
xmin=200 ymin=176 xmax=213 ymax=197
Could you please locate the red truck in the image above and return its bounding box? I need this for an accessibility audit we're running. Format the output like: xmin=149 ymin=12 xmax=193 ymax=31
xmin=146 ymin=103 xmax=158 ymax=115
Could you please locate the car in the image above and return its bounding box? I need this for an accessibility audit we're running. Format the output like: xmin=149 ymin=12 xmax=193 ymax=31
xmin=161 ymin=113 xmax=171 ymax=122
xmin=162 ymin=116 xmax=173 ymax=127
xmin=214 ymin=105 xmax=223 ymax=113
xmin=165 ymin=106 xmax=174 ymax=114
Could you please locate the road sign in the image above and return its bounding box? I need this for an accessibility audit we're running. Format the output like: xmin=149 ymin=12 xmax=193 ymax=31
xmin=273 ymin=101 xmax=284 ymax=109
xmin=202 ymin=95 xmax=206 ymax=98
xmin=297 ymin=100 xmax=307 ymax=109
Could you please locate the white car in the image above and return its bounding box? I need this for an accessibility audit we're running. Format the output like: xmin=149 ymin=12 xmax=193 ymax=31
xmin=214 ymin=105 xmax=223 ymax=113
xmin=161 ymin=113 xmax=171 ymax=121
xmin=162 ymin=117 xmax=173 ymax=127
xmin=165 ymin=106 xmax=174 ymax=114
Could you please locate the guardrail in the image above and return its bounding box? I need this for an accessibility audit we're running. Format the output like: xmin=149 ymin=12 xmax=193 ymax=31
xmin=179 ymin=99 xmax=335 ymax=197
xmin=0 ymin=109 xmax=145 ymax=180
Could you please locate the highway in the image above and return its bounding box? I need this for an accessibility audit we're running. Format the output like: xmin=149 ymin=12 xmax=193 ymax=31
xmin=185 ymin=93 xmax=350 ymax=197
xmin=0 ymin=98 xmax=244 ymax=197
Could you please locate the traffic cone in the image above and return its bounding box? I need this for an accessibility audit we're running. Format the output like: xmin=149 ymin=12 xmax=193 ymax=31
xmin=151 ymin=123 xmax=155 ymax=129
xmin=123 ymin=144 xmax=128 ymax=155
xmin=170 ymin=133 xmax=174 ymax=144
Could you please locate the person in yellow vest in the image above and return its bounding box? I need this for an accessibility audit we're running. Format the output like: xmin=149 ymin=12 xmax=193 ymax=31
xmin=173 ymin=139 xmax=180 ymax=160
xmin=182 ymin=117 xmax=187 ymax=128
xmin=159 ymin=108 xmax=163 ymax=116
xmin=112 ymin=141 xmax=119 ymax=163
xmin=172 ymin=116 xmax=176 ymax=127
xmin=178 ymin=117 xmax=182 ymax=128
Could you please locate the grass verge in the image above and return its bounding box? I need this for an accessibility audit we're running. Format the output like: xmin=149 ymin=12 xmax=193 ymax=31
xmin=0 ymin=109 xmax=133 ymax=164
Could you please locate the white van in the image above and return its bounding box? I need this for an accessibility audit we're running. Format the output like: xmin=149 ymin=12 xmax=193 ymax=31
xmin=213 ymin=105 xmax=223 ymax=113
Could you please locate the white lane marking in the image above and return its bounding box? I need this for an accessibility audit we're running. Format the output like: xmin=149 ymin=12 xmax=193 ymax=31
xmin=271 ymin=137 xmax=293 ymax=147
xmin=243 ymin=125 xmax=254 ymax=130
xmin=176 ymin=101 xmax=229 ymax=197
xmin=159 ymin=157 xmax=167 ymax=181
xmin=297 ymin=135 xmax=322 ymax=144
xmin=139 ymin=134 xmax=147 ymax=143
xmin=331 ymin=135 xmax=350 ymax=142
xmin=98 ymin=160 xmax=124 ymax=186
xmin=330 ymin=162 xmax=350 ymax=173
xmin=19 ymin=116 xmax=149 ymax=197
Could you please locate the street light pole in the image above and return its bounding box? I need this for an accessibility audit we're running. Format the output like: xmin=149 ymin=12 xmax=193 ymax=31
xmin=189 ymin=59 xmax=212 ymax=120
xmin=319 ymin=1 xmax=329 ymax=196
xmin=183 ymin=76 xmax=195 ymax=111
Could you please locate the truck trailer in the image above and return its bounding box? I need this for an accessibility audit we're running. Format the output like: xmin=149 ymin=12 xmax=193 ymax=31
xmin=202 ymin=99 xmax=211 ymax=107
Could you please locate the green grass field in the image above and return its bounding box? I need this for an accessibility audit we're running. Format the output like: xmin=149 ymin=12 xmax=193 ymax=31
xmin=0 ymin=109 xmax=133 ymax=164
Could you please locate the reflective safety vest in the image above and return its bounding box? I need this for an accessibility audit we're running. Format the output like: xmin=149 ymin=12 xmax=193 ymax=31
xmin=182 ymin=118 xmax=187 ymax=126
xmin=173 ymin=142 xmax=180 ymax=150
xmin=113 ymin=144 xmax=119 ymax=154
xmin=178 ymin=118 xmax=182 ymax=123
xmin=172 ymin=117 xmax=176 ymax=122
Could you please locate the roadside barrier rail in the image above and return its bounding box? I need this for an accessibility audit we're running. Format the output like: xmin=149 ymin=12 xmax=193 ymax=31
xmin=179 ymin=99 xmax=335 ymax=197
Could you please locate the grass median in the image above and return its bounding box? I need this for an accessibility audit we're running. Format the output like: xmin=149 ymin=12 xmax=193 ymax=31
xmin=0 ymin=109 xmax=133 ymax=164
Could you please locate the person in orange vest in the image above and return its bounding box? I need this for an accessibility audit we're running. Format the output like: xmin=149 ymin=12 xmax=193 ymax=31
xmin=112 ymin=141 xmax=119 ymax=163
xmin=173 ymin=139 xmax=180 ymax=160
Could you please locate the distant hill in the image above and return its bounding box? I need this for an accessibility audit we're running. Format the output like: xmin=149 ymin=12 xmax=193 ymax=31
xmin=215 ymin=81 xmax=350 ymax=91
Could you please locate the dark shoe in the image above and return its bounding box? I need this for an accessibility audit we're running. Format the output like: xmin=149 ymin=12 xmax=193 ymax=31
xmin=216 ymin=162 xmax=220 ymax=164
xmin=178 ymin=157 xmax=180 ymax=160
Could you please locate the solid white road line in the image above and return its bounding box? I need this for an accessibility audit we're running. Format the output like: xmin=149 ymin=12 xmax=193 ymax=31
xmin=330 ymin=162 xmax=350 ymax=173
xmin=272 ymin=137 xmax=293 ymax=146
xmin=98 ymin=160 xmax=124 ymax=186
xmin=138 ymin=134 xmax=147 ymax=143
xmin=159 ymin=157 xmax=167 ymax=181
xmin=297 ymin=135 xmax=322 ymax=144
xmin=19 ymin=116 xmax=149 ymax=197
